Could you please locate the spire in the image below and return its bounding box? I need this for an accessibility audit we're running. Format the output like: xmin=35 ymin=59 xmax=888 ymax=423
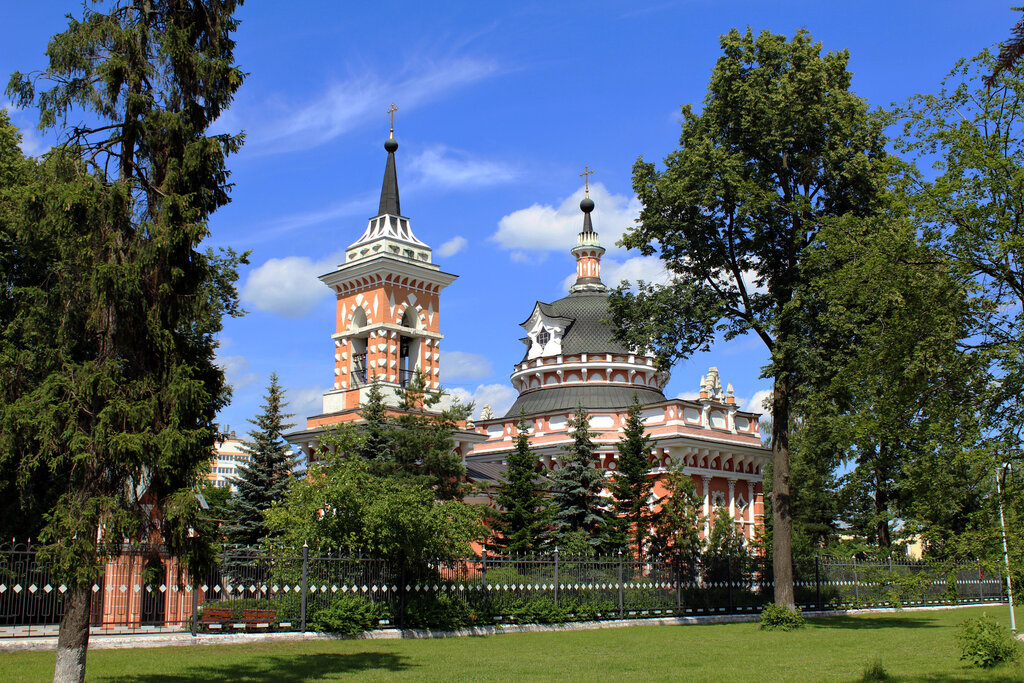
xmin=378 ymin=103 xmax=401 ymax=216
xmin=570 ymin=168 xmax=606 ymax=294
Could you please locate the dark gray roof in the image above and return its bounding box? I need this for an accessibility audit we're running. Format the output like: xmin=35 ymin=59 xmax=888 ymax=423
xmin=521 ymin=291 xmax=632 ymax=362
xmin=505 ymin=384 xmax=665 ymax=418
xmin=377 ymin=139 xmax=400 ymax=216
xmin=465 ymin=460 xmax=553 ymax=488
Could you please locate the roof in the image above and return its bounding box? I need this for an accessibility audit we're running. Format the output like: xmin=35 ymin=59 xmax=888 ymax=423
xmin=505 ymin=384 xmax=665 ymax=418
xmin=520 ymin=291 xmax=634 ymax=361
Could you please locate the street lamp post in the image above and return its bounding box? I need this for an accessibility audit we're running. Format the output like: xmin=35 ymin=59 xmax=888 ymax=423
xmin=996 ymin=464 xmax=1016 ymax=635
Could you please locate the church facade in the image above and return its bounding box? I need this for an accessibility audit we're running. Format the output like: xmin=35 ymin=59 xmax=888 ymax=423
xmin=286 ymin=125 xmax=769 ymax=542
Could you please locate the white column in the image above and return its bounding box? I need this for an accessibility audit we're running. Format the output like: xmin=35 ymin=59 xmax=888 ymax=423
xmin=702 ymin=475 xmax=712 ymax=539
xmin=728 ymin=478 xmax=737 ymax=519
xmin=747 ymin=481 xmax=756 ymax=540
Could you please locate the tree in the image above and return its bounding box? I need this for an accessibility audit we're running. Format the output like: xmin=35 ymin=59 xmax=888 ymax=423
xmin=550 ymin=407 xmax=610 ymax=551
xmin=648 ymin=466 xmax=702 ymax=566
xmin=490 ymin=415 xmax=551 ymax=554
xmin=2 ymin=3 xmax=245 ymax=679
xmin=609 ymin=397 xmax=655 ymax=560
xmin=264 ymin=429 xmax=484 ymax=574
xmin=895 ymin=50 xmax=1024 ymax=465
xmin=358 ymin=377 xmax=394 ymax=461
xmin=608 ymin=28 xmax=888 ymax=608
xmin=988 ymin=8 xmax=1024 ymax=86
xmin=225 ymin=373 xmax=295 ymax=546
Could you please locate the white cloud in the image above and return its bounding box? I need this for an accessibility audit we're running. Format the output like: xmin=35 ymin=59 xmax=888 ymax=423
xmin=560 ymin=254 xmax=669 ymax=293
xmin=217 ymin=354 xmax=259 ymax=393
xmin=742 ymin=389 xmax=773 ymax=415
xmin=676 ymin=391 xmax=701 ymax=401
xmin=437 ymin=236 xmax=468 ymax=258
xmin=241 ymin=251 xmax=344 ymax=318
xmin=510 ymin=250 xmax=546 ymax=264
xmin=492 ymin=183 xmax=640 ymax=254
xmin=448 ymin=383 xmax=518 ymax=419
xmin=406 ymin=145 xmax=517 ymax=190
xmin=440 ymin=351 xmax=492 ymax=381
xmin=251 ymin=58 xmax=499 ymax=154
xmin=289 ymin=385 xmax=327 ymax=419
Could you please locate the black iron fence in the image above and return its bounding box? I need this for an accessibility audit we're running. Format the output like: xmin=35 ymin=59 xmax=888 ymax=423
xmin=0 ymin=543 xmax=1007 ymax=638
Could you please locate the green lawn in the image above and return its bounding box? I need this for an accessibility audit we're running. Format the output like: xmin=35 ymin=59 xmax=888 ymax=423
xmin=1 ymin=607 xmax=1022 ymax=682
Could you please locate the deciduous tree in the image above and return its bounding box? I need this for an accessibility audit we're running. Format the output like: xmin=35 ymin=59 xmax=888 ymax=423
xmin=609 ymin=28 xmax=888 ymax=607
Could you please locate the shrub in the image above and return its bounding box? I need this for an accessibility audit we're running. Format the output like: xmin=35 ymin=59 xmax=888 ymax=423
xmin=405 ymin=593 xmax=476 ymax=630
xmin=860 ymin=659 xmax=888 ymax=681
xmin=308 ymin=595 xmax=387 ymax=636
xmin=956 ymin=614 xmax=1018 ymax=668
xmin=758 ymin=603 xmax=804 ymax=631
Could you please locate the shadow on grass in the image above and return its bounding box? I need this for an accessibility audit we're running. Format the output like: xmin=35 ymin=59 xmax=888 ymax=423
xmin=809 ymin=615 xmax=942 ymax=630
xmin=858 ymin=671 xmax=1024 ymax=683
xmin=97 ymin=651 xmax=416 ymax=682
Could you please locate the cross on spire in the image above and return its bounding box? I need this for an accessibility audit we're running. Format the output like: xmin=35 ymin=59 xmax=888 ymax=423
xmin=580 ymin=165 xmax=594 ymax=197
xmin=387 ymin=102 xmax=398 ymax=139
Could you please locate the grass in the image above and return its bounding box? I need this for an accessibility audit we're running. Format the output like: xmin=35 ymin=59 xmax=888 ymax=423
xmin=0 ymin=606 xmax=1022 ymax=682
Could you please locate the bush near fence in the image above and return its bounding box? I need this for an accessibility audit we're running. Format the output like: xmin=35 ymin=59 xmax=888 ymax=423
xmin=0 ymin=543 xmax=1009 ymax=637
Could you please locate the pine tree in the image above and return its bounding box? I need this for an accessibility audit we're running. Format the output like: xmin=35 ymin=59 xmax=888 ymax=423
xmin=226 ymin=374 xmax=295 ymax=546
xmin=609 ymin=397 xmax=655 ymax=560
xmin=648 ymin=467 xmax=703 ymax=566
xmin=490 ymin=416 xmax=550 ymax=554
xmin=550 ymin=407 xmax=609 ymax=552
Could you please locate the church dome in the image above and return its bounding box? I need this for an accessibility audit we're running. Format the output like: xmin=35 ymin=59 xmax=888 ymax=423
xmin=504 ymin=192 xmax=667 ymax=417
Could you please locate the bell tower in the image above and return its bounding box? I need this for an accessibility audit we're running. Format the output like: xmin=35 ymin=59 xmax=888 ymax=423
xmin=316 ymin=107 xmax=457 ymax=416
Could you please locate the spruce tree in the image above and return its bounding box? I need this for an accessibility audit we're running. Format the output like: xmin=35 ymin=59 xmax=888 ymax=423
xmin=3 ymin=3 xmax=245 ymax=678
xmin=550 ymin=407 xmax=609 ymax=552
xmin=648 ymin=467 xmax=703 ymax=566
xmin=490 ymin=416 xmax=550 ymax=554
xmin=226 ymin=374 xmax=295 ymax=546
xmin=609 ymin=397 xmax=655 ymax=560
xmin=358 ymin=377 xmax=394 ymax=461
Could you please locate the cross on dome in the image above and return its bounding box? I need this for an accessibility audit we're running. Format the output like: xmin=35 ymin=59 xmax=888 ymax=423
xmin=580 ymin=165 xmax=594 ymax=198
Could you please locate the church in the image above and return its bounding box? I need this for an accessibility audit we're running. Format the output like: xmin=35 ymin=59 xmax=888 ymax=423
xmin=285 ymin=121 xmax=769 ymax=543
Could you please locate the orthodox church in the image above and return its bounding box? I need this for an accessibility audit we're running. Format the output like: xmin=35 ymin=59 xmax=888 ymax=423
xmin=285 ymin=121 xmax=768 ymax=542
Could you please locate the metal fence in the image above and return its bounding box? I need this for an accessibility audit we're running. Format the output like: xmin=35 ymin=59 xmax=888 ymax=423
xmin=0 ymin=543 xmax=1007 ymax=638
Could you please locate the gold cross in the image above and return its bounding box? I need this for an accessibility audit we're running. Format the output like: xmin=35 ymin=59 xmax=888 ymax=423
xmin=580 ymin=165 xmax=594 ymax=197
xmin=387 ymin=103 xmax=398 ymax=138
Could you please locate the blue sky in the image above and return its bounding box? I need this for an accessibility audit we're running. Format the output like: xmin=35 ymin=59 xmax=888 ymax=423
xmin=2 ymin=1 xmax=1016 ymax=434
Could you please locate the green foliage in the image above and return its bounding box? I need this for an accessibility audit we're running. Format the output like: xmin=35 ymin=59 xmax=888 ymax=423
xmin=609 ymin=397 xmax=655 ymax=560
xmin=225 ymin=374 xmax=296 ymax=546
xmin=309 ymin=595 xmax=388 ymax=636
xmin=1 ymin=1 xmax=246 ymax=594
xmin=405 ymin=593 xmax=476 ymax=630
xmin=491 ymin=416 xmax=551 ymax=554
xmin=648 ymin=466 xmax=702 ymax=563
xmin=860 ymin=659 xmax=889 ymax=682
xmin=759 ymin=603 xmax=805 ymax=631
xmin=550 ymin=408 xmax=611 ymax=551
xmin=956 ymin=614 xmax=1019 ymax=668
xmin=264 ymin=447 xmax=484 ymax=572
xmin=608 ymin=28 xmax=888 ymax=604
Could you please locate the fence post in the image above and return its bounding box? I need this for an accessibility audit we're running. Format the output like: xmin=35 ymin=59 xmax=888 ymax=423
xmin=300 ymin=541 xmax=308 ymax=632
xmin=553 ymin=547 xmax=559 ymax=607
xmin=815 ymin=555 xmax=821 ymax=610
xmin=727 ymin=554 xmax=734 ymax=614
xmin=618 ymin=549 xmax=624 ymax=618
xmin=399 ymin=563 xmax=407 ymax=629
xmin=852 ymin=556 xmax=859 ymax=605
xmin=675 ymin=554 xmax=682 ymax=612
xmin=977 ymin=563 xmax=984 ymax=603
xmin=191 ymin=574 xmax=199 ymax=637
xmin=481 ymin=549 xmax=488 ymax=611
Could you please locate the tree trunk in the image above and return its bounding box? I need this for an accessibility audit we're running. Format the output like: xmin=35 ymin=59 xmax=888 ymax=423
xmin=875 ymin=465 xmax=891 ymax=548
xmin=772 ymin=373 xmax=795 ymax=609
xmin=53 ymin=583 xmax=91 ymax=683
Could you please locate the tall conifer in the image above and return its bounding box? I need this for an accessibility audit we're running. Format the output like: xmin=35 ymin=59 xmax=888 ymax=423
xmin=550 ymin=407 xmax=609 ymax=551
xmin=491 ymin=416 xmax=550 ymax=553
xmin=609 ymin=397 xmax=655 ymax=560
xmin=226 ymin=374 xmax=295 ymax=546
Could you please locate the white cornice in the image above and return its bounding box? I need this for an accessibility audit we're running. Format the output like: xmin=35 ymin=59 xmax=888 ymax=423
xmin=320 ymin=255 xmax=457 ymax=291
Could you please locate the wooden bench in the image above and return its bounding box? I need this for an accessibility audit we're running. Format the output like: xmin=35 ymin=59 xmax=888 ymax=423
xmin=241 ymin=608 xmax=276 ymax=628
xmin=199 ymin=606 xmax=234 ymax=628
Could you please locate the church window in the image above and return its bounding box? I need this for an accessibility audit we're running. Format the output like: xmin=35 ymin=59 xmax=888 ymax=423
xmin=536 ymin=328 xmax=550 ymax=346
